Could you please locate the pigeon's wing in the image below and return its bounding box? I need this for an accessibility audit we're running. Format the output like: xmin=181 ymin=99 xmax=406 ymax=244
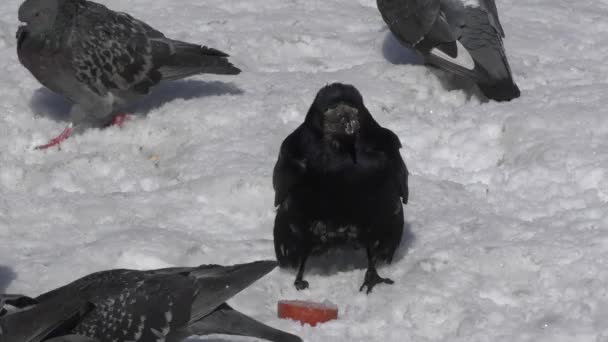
xmin=67 ymin=2 xmax=238 ymax=99
xmin=480 ymin=0 xmax=505 ymax=37
xmin=188 ymin=303 xmax=302 ymax=342
xmin=0 ymin=296 xmax=92 ymax=342
xmin=186 ymin=260 xmax=277 ymax=324
xmin=68 ymin=3 xmax=169 ymax=97
xmin=70 ymin=274 xmax=194 ymax=341
xmin=272 ymin=127 xmax=307 ymax=207
xmin=456 ymin=4 xmax=519 ymax=100
xmin=377 ymin=0 xmax=441 ymax=46
xmin=380 ymin=128 xmax=409 ymax=204
xmin=46 ymin=335 xmax=100 ymax=342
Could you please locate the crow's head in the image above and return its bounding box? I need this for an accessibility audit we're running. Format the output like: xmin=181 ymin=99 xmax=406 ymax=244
xmin=307 ymin=83 xmax=367 ymax=138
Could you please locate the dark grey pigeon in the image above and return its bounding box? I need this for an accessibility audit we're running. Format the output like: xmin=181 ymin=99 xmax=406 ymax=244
xmin=0 ymin=260 xmax=302 ymax=342
xmin=377 ymin=0 xmax=520 ymax=101
xmin=16 ymin=0 xmax=241 ymax=149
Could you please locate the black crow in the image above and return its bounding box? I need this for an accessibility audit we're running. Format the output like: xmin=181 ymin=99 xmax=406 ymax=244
xmin=273 ymin=83 xmax=409 ymax=293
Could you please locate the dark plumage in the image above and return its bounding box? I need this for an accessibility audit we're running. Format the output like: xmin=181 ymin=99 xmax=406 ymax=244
xmin=16 ymin=0 xmax=240 ymax=148
xmin=377 ymin=0 xmax=520 ymax=101
xmin=0 ymin=261 xmax=302 ymax=342
xmin=273 ymin=83 xmax=409 ymax=293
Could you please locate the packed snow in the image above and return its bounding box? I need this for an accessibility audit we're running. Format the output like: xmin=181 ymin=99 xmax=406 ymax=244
xmin=1 ymin=0 xmax=608 ymax=341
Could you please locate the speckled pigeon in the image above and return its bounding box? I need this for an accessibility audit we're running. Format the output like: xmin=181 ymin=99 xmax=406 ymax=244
xmin=0 ymin=260 xmax=302 ymax=342
xmin=16 ymin=0 xmax=241 ymax=149
xmin=377 ymin=0 xmax=520 ymax=101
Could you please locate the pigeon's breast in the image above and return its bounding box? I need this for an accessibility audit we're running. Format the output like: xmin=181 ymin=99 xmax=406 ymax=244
xmin=18 ymin=39 xmax=71 ymax=96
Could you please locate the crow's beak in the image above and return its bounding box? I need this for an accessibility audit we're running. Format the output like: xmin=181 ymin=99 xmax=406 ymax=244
xmin=323 ymin=103 xmax=360 ymax=136
xmin=344 ymin=117 xmax=360 ymax=136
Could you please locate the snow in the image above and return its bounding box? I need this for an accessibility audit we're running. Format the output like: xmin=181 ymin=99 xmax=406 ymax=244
xmin=1 ymin=0 xmax=608 ymax=341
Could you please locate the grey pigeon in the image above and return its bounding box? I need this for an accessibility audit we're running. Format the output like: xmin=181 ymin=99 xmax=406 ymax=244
xmin=16 ymin=0 xmax=241 ymax=149
xmin=377 ymin=0 xmax=520 ymax=101
xmin=0 ymin=260 xmax=302 ymax=342
xmin=0 ymin=294 xmax=37 ymax=317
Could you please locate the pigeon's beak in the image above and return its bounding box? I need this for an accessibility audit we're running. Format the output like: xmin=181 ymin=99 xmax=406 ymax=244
xmin=16 ymin=24 xmax=28 ymax=48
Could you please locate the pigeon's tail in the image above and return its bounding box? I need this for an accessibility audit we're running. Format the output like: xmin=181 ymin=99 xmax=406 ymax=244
xmin=425 ymin=35 xmax=520 ymax=101
xmin=477 ymin=78 xmax=520 ymax=102
xmin=424 ymin=6 xmax=520 ymax=102
xmin=187 ymin=260 xmax=277 ymax=323
xmin=159 ymin=40 xmax=241 ymax=79
xmin=188 ymin=304 xmax=302 ymax=342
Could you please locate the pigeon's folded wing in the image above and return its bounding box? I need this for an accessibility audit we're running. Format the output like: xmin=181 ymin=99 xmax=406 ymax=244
xmin=69 ymin=273 xmax=194 ymax=340
xmin=377 ymin=0 xmax=441 ymax=45
xmin=68 ymin=3 xmax=170 ymax=96
xmin=479 ymin=0 xmax=505 ymax=37
xmin=46 ymin=335 xmax=99 ymax=342
xmin=0 ymin=296 xmax=92 ymax=342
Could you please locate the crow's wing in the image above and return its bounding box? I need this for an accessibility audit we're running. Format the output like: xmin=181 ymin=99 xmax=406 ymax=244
xmin=272 ymin=127 xmax=308 ymax=207
xmin=382 ymin=129 xmax=409 ymax=204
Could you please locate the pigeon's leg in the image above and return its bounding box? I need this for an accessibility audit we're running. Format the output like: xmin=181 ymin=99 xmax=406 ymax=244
xmin=35 ymin=103 xmax=114 ymax=150
xmin=359 ymin=247 xmax=394 ymax=294
xmin=35 ymin=123 xmax=74 ymax=150
xmin=109 ymin=113 xmax=128 ymax=127
xmin=294 ymin=252 xmax=310 ymax=290
xmin=188 ymin=303 xmax=302 ymax=342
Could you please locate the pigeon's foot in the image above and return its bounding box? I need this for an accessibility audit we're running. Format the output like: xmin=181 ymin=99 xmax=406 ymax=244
xmin=35 ymin=124 xmax=73 ymax=150
xmin=109 ymin=113 xmax=129 ymax=127
xmin=359 ymin=268 xmax=394 ymax=294
xmin=294 ymin=279 xmax=309 ymax=291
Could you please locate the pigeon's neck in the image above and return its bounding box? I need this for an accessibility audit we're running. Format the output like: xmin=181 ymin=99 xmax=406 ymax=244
xmin=21 ymin=27 xmax=63 ymax=54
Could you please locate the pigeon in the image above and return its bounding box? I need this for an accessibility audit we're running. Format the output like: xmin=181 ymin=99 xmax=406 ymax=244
xmin=16 ymin=0 xmax=241 ymax=149
xmin=273 ymin=83 xmax=409 ymax=293
xmin=377 ymin=0 xmax=520 ymax=101
xmin=0 ymin=260 xmax=302 ymax=342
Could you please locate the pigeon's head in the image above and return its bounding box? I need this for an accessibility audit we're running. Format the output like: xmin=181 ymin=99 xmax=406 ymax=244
xmin=18 ymin=0 xmax=60 ymax=36
xmin=308 ymin=83 xmax=364 ymax=137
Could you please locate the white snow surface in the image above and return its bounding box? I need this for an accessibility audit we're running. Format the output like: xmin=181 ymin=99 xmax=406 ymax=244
xmin=1 ymin=0 xmax=608 ymax=341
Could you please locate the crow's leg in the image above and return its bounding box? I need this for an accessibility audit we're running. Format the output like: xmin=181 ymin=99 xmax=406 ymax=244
xmin=359 ymin=247 xmax=394 ymax=294
xmin=294 ymin=252 xmax=310 ymax=290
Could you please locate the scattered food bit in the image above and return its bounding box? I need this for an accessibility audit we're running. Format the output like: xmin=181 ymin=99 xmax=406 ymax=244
xmin=278 ymin=300 xmax=338 ymax=326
